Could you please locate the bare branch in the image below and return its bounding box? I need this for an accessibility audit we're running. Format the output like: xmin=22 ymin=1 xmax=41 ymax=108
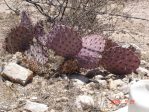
xmin=59 ymin=0 xmax=68 ymax=21
xmin=25 ymin=0 xmax=54 ymax=22
xmin=4 ymin=0 xmax=20 ymax=15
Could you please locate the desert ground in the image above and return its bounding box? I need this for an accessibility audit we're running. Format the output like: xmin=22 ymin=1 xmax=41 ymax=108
xmin=0 ymin=0 xmax=149 ymax=112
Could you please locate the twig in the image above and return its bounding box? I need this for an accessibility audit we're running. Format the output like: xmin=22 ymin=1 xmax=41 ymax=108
xmin=25 ymin=0 xmax=149 ymax=23
xmin=96 ymin=11 xmax=149 ymax=22
xmin=59 ymin=0 xmax=68 ymax=21
xmin=25 ymin=0 xmax=54 ymax=22
xmin=3 ymin=0 xmax=19 ymax=15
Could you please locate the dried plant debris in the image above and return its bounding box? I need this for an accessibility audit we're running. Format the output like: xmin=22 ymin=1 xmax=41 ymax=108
xmin=59 ymin=58 xmax=80 ymax=74
xmin=24 ymin=44 xmax=49 ymax=74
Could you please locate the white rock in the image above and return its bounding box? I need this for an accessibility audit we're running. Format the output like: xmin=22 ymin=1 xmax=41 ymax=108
xmin=119 ymin=85 xmax=129 ymax=94
xmin=141 ymin=60 xmax=148 ymax=65
xmin=10 ymin=52 xmax=23 ymax=63
xmin=24 ymin=100 xmax=48 ymax=112
xmin=50 ymin=109 xmax=56 ymax=112
xmin=75 ymin=95 xmax=94 ymax=110
xmin=109 ymin=79 xmax=125 ymax=90
xmin=56 ymin=97 xmax=68 ymax=102
xmin=97 ymin=80 xmax=107 ymax=87
xmin=114 ymin=92 xmax=125 ymax=99
xmin=94 ymin=75 xmax=104 ymax=80
xmin=31 ymin=96 xmax=38 ymax=100
xmin=136 ymin=67 xmax=149 ymax=76
xmin=2 ymin=63 xmax=33 ymax=85
xmin=114 ymin=79 xmax=125 ymax=86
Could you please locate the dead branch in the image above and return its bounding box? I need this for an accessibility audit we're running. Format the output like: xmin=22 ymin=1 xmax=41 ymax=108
xmin=4 ymin=0 xmax=20 ymax=15
xmin=25 ymin=0 xmax=54 ymax=22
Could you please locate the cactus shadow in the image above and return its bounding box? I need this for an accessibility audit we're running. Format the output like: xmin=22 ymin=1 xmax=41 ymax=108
xmin=85 ymin=68 xmax=109 ymax=79
xmin=67 ymin=73 xmax=90 ymax=83
xmin=85 ymin=68 xmax=126 ymax=79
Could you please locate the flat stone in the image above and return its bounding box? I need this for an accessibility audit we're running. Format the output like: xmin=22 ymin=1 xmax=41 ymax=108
xmin=24 ymin=100 xmax=48 ymax=112
xmin=2 ymin=62 xmax=33 ymax=86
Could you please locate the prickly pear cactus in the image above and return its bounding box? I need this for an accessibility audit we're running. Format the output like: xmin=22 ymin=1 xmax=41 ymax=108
xmin=5 ymin=26 xmax=34 ymax=53
xmin=76 ymin=34 xmax=106 ymax=69
xmin=47 ymin=24 xmax=82 ymax=57
xmin=101 ymin=46 xmax=140 ymax=75
xmin=20 ymin=11 xmax=33 ymax=29
xmin=34 ymin=20 xmax=48 ymax=46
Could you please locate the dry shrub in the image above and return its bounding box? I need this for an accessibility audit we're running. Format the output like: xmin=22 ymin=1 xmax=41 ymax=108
xmin=24 ymin=0 xmax=126 ymax=35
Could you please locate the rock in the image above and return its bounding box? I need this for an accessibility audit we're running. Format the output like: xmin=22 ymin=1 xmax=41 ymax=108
xmin=97 ymin=80 xmax=107 ymax=87
xmin=94 ymin=75 xmax=104 ymax=80
xmin=56 ymin=97 xmax=68 ymax=102
xmin=108 ymin=79 xmax=125 ymax=90
xmin=24 ymin=100 xmax=48 ymax=112
xmin=2 ymin=62 xmax=33 ymax=86
xmin=105 ymin=73 xmax=115 ymax=79
xmin=10 ymin=52 xmax=23 ymax=63
xmin=75 ymin=95 xmax=94 ymax=110
xmin=30 ymin=96 xmax=38 ymax=100
xmin=136 ymin=67 xmax=149 ymax=76
xmin=114 ymin=92 xmax=125 ymax=99
xmin=114 ymin=79 xmax=125 ymax=86
xmin=141 ymin=60 xmax=148 ymax=66
xmin=119 ymin=85 xmax=129 ymax=94
xmin=81 ymin=82 xmax=96 ymax=94
xmin=50 ymin=109 xmax=56 ymax=112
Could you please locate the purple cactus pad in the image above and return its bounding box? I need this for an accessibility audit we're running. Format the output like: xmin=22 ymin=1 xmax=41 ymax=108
xmin=34 ymin=21 xmax=48 ymax=46
xmin=101 ymin=46 xmax=140 ymax=75
xmin=76 ymin=34 xmax=106 ymax=69
xmin=20 ymin=11 xmax=33 ymax=29
xmin=47 ymin=24 xmax=82 ymax=57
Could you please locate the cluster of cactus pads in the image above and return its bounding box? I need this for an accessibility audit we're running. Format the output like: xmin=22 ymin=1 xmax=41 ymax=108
xmin=5 ymin=11 xmax=140 ymax=75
